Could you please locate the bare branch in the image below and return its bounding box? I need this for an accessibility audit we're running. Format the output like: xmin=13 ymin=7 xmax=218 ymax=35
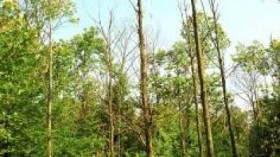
xmin=128 ymin=0 xmax=137 ymax=12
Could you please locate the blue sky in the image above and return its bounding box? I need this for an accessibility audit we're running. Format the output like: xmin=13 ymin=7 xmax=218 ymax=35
xmin=56 ymin=0 xmax=280 ymax=47
xmin=55 ymin=0 xmax=280 ymax=109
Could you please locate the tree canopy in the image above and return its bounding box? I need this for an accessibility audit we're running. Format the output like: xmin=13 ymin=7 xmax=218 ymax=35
xmin=0 ymin=0 xmax=279 ymax=156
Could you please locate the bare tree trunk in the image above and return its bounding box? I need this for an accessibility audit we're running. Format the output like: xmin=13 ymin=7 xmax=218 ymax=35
xmin=117 ymin=92 xmax=122 ymax=157
xmin=137 ymin=0 xmax=153 ymax=156
xmin=95 ymin=11 xmax=116 ymax=157
xmin=216 ymin=29 xmax=238 ymax=157
xmin=186 ymin=16 xmax=204 ymax=156
xmin=178 ymin=65 xmax=192 ymax=157
xmin=190 ymin=0 xmax=215 ymax=156
xmin=253 ymin=88 xmax=259 ymax=121
xmin=106 ymin=39 xmax=115 ymax=157
xmin=209 ymin=1 xmax=238 ymax=156
xmin=108 ymin=72 xmax=114 ymax=157
xmin=47 ymin=3 xmax=53 ymax=156
xmin=179 ymin=3 xmax=202 ymax=156
xmin=190 ymin=54 xmax=204 ymax=157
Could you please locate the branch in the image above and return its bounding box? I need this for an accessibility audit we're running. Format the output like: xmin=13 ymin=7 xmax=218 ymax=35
xmin=128 ymin=0 xmax=137 ymax=12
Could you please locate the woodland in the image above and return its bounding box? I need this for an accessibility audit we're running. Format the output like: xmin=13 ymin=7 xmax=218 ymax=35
xmin=0 ymin=0 xmax=280 ymax=157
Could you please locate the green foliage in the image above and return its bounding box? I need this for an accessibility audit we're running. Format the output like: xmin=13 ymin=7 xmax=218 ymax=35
xmin=182 ymin=13 xmax=230 ymax=68
xmin=233 ymin=40 xmax=270 ymax=75
xmin=0 ymin=1 xmax=279 ymax=156
xmin=233 ymin=39 xmax=280 ymax=156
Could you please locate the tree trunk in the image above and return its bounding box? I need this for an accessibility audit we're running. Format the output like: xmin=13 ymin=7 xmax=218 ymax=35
xmin=178 ymin=65 xmax=190 ymax=157
xmin=178 ymin=87 xmax=187 ymax=157
xmin=210 ymin=1 xmax=238 ymax=155
xmin=190 ymin=54 xmax=204 ymax=157
xmin=179 ymin=115 xmax=187 ymax=157
xmin=108 ymin=75 xmax=114 ymax=157
xmin=190 ymin=0 xmax=215 ymax=156
xmin=106 ymin=41 xmax=115 ymax=157
xmin=47 ymin=4 xmax=53 ymax=157
xmin=217 ymin=34 xmax=238 ymax=157
xmin=117 ymin=92 xmax=122 ymax=157
xmin=137 ymin=0 xmax=153 ymax=156
xmin=186 ymin=17 xmax=204 ymax=156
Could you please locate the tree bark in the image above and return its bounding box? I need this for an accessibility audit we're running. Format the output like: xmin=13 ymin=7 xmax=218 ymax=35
xmin=137 ymin=0 xmax=153 ymax=156
xmin=47 ymin=3 xmax=53 ymax=157
xmin=209 ymin=1 xmax=238 ymax=156
xmin=190 ymin=0 xmax=215 ymax=156
xmin=106 ymin=39 xmax=115 ymax=157
xmin=177 ymin=86 xmax=187 ymax=157
xmin=186 ymin=16 xmax=204 ymax=156
xmin=108 ymin=72 xmax=114 ymax=157
xmin=95 ymin=10 xmax=116 ymax=157
xmin=190 ymin=52 xmax=204 ymax=157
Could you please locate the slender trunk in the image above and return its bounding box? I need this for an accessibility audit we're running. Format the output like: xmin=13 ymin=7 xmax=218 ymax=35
xmin=117 ymin=66 xmax=126 ymax=157
xmin=190 ymin=55 xmax=204 ymax=157
xmin=106 ymin=43 xmax=115 ymax=157
xmin=178 ymin=66 xmax=190 ymax=157
xmin=179 ymin=115 xmax=187 ymax=157
xmin=217 ymin=39 xmax=238 ymax=157
xmin=187 ymin=18 xmax=204 ymax=157
xmin=117 ymin=78 xmax=123 ymax=157
xmin=108 ymin=75 xmax=114 ymax=157
xmin=211 ymin=9 xmax=238 ymax=156
xmin=250 ymin=91 xmax=259 ymax=123
xmin=117 ymin=96 xmax=122 ymax=157
xmin=190 ymin=0 xmax=215 ymax=156
xmin=137 ymin=0 xmax=153 ymax=156
xmin=177 ymin=87 xmax=186 ymax=157
xmin=47 ymin=5 xmax=53 ymax=157
xmin=253 ymin=88 xmax=259 ymax=120
xmin=181 ymin=6 xmax=202 ymax=156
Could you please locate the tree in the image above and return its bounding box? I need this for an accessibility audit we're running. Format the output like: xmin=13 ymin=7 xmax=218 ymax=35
xmin=46 ymin=0 xmax=53 ymax=155
xmin=134 ymin=0 xmax=154 ymax=156
xmin=232 ymin=40 xmax=278 ymax=156
xmin=0 ymin=0 xmax=75 ymax=156
xmin=0 ymin=1 xmax=42 ymax=155
xmin=95 ymin=10 xmax=116 ymax=157
xmin=52 ymin=27 xmax=107 ymax=156
xmin=190 ymin=0 xmax=215 ymax=156
xmin=207 ymin=0 xmax=238 ymax=156
xmin=179 ymin=4 xmax=204 ymax=156
xmin=1 ymin=0 xmax=280 ymax=156
xmin=232 ymin=41 xmax=269 ymax=121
